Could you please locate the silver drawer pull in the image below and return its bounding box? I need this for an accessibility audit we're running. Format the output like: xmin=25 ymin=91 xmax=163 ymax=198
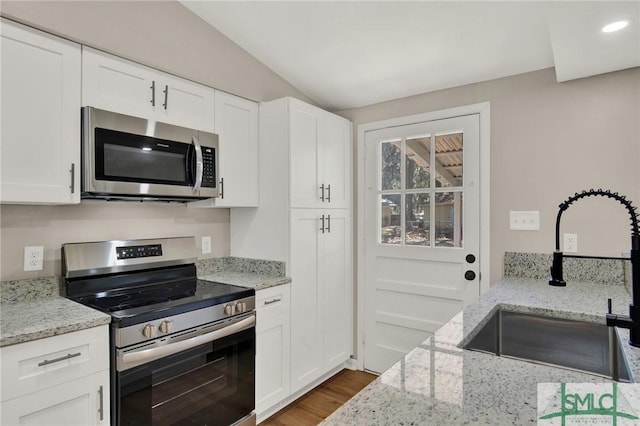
xmin=264 ymin=298 xmax=282 ymax=305
xmin=38 ymin=352 xmax=81 ymax=367
xmin=98 ymin=385 xmax=104 ymax=421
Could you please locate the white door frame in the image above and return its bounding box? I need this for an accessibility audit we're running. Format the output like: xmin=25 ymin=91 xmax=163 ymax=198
xmin=355 ymin=102 xmax=491 ymax=371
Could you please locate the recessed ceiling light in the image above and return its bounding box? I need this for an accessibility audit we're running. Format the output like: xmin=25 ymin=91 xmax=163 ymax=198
xmin=602 ymin=20 xmax=629 ymax=33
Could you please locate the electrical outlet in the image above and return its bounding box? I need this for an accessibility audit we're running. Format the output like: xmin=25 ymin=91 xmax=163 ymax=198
xmin=564 ymin=233 xmax=578 ymax=253
xmin=24 ymin=246 xmax=44 ymax=271
xmin=201 ymin=236 xmax=212 ymax=254
xmin=509 ymin=211 xmax=540 ymax=230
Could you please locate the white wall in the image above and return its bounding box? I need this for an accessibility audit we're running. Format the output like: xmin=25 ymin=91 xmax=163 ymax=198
xmin=338 ymin=67 xmax=640 ymax=284
xmin=0 ymin=0 xmax=311 ymax=281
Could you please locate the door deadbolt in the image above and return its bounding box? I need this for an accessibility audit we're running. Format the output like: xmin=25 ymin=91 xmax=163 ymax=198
xmin=465 ymin=254 xmax=476 ymax=264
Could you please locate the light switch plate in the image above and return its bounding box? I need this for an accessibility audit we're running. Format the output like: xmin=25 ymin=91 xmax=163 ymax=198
xmin=509 ymin=211 xmax=540 ymax=231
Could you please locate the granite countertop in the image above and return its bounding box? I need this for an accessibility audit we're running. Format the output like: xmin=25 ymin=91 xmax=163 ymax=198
xmin=0 ymin=256 xmax=289 ymax=348
xmin=0 ymin=297 xmax=111 ymax=347
xmin=198 ymin=271 xmax=291 ymax=291
xmin=322 ymin=278 xmax=640 ymax=425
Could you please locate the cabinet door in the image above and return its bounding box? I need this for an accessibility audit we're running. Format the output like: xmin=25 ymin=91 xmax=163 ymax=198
xmin=1 ymin=370 xmax=110 ymax=426
xmin=321 ymin=114 xmax=352 ymax=209
xmin=321 ymin=209 xmax=352 ymax=370
xmin=156 ymin=76 xmax=215 ymax=132
xmin=290 ymin=209 xmax=323 ymax=392
xmin=213 ymin=91 xmax=259 ymax=207
xmin=289 ymin=99 xmax=323 ymax=208
xmin=255 ymin=285 xmax=290 ymax=415
xmin=1 ymin=19 xmax=80 ymax=204
xmin=82 ymin=47 xmax=155 ymax=119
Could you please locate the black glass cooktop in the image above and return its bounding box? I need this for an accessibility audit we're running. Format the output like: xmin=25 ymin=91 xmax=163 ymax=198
xmin=67 ymin=265 xmax=254 ymax=326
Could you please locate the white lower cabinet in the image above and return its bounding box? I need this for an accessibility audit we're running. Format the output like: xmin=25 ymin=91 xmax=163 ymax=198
xmin=1 ymin=370 xmax=109 ymax=426
xmin=255 ymin=284 xmax=291 ymax=417
xmin=0 ymin=326 xmax=110 ymax=426
xmin=290 ymin=209 xmax=352 ymax=393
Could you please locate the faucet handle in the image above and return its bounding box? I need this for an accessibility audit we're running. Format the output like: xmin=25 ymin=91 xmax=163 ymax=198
xmin=607 ymin=298 xmax=612 ymax=314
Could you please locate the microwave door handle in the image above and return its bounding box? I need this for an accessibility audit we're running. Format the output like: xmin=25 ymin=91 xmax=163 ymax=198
xmin=191 ymin=136 xmax=203 ymax=191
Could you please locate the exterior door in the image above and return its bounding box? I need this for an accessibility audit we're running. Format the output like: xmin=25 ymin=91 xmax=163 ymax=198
xmin=363 ymin=114 xmax=480 ymax=373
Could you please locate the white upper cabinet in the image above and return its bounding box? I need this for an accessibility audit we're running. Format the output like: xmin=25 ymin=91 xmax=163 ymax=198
xmin=1 ymin=19 xmax=81 ymax=204
xmin=213 ymin=91 xmax=259 ymax=207
xmin=82 ymin=47 xmax=215 ymax=132
xmin=289 ymin=98 xmax=351 ymax=209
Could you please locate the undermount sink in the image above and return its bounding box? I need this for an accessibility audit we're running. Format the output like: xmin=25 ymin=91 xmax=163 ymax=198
xmin=462 ymin=309 xmax=634 ymax=382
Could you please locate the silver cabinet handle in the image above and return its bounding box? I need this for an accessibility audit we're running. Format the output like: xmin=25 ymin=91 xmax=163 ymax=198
xmin=69 ymin=163 xmax=75 ymax=194
xmin=38 ymin=351 xmax=81 ymax=367
xmin=150 ymin=80 xmax=155 ymax=106
xmin=163 ymin=84 xmax=168 ymax=110
xmin=327 ymin=214 xmax=331 ymax=233
xmin=320 ymin=184 xmax=325 ymax=202
xmin=320 ymin=214 xmax=325 ymax=233
xmin=192 ymin=136 xmax=203 ymax=191
xmin=327 ymin=184 xmax=331 ymax=203
xmin=219 ymin=177 xmax=224 ymax=199
xmin=98 ymin=385 xmax=104 ymax=421
xmin=264 ymin=298 xmax=282 ymax=305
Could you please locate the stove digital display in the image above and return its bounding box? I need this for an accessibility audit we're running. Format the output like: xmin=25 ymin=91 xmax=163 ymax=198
xmin=116 ymin=244 xmax=163 ymax=260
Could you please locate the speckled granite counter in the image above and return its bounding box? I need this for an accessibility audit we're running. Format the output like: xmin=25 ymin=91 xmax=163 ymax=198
xmin=197 ymin=256 xmax=290 ymax=290
xmin=322 ymin=278 xmax=640 ymax=425
xmin=0 ymin=297 xmax=110 ymax=347
xmin=199 ymin=271 xmax=291 ymax=290
xmin=1 ymin=256 xmax=287 ymax=347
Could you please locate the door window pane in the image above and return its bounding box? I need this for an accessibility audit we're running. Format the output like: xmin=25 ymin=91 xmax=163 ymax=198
xmin=381 ymin=141 xmax=401 ymax=190
xmin=406 ymin=137 xmax=430 ymax=189
xmin=434 ymin=133 xmax=463 ymax=188
xmin=434 ymin=191 xmax=463 ymax=247
xmin=405 ymin=193 xmax=430 ymax=246
xmin=381 ymin=194 xmax=401 ymax=245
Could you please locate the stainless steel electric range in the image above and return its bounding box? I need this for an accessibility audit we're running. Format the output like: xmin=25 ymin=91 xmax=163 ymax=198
xmin=62 ymin=236 xmax=256 ymax=426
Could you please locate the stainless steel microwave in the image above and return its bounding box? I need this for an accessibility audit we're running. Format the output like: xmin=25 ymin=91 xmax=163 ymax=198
xmin=82 ymin=107 xmax=219 ymax=202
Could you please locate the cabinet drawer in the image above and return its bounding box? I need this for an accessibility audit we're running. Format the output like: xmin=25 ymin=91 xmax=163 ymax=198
xmin=256 ymin=285 xmax=290 ymax=317
xmin=1 ymin=326 xmax=109 ymax=402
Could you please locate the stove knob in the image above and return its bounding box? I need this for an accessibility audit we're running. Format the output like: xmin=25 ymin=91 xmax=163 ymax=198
xmin=142 ymin=324 xmax=156 ymax=338
xmin=224 ymin=304 xmax=234 ymax=315
xmin=159 ymin=320 xmax=172 ymax=334
xmin=235 ymin=302 xmax=246 ymax=313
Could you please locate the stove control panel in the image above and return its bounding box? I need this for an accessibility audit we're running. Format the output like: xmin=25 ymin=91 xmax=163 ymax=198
xmin=116 ymin=295 xmax=256 ymax=348
xmin=116 ymin=244 xmax=163 ymax=260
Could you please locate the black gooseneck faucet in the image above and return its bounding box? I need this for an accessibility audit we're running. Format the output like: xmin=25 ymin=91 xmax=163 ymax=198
xmin=549 ymin=189 xmax=640 ymax=348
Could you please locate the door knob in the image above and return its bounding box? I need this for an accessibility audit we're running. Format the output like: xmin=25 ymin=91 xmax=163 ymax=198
xmin=464 ymin=270 xmax=476 ymax=281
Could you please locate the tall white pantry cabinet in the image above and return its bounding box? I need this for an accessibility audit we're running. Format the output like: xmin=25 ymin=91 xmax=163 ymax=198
xmin=231 ymin=97 xmax=353 ymax=399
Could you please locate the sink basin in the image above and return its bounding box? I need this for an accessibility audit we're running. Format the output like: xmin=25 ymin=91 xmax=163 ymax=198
xmin=463 ymin=309 xmax=634 ymax=382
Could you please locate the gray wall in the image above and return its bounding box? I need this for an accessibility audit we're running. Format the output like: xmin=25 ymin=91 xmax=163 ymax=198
xmin=338 ymin=67 xmax=640 ymax=285
xmin=0 ymin=0 xmax=310 ymax=281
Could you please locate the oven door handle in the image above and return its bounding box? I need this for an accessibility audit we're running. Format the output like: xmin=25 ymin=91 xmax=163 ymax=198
xmin=121 ymin=315 xmax=255 ymax=367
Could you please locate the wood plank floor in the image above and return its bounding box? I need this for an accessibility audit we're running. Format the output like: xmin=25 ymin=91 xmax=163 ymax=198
xmin=260 ymin=369 xmax=377 ymax=426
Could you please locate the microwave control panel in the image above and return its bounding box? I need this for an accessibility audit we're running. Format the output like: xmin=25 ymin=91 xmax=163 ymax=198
xmin=202 ymin=148 xmax=216 ymax=188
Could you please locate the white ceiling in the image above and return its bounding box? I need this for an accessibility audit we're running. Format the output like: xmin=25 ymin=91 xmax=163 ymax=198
xmin=181 ymin=1 xmax=640 ymax=111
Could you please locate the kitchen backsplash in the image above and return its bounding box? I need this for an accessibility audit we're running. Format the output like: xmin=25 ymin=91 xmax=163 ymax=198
xmin=1 ymin=257 xmax=286 ymax=304
xmin=196 ymin=256 xmax=285 ymax=276
xmin=0 ymin=276 xmax=60 ymax=303
xmin=504 ymin=252 xmax=629 ymax=287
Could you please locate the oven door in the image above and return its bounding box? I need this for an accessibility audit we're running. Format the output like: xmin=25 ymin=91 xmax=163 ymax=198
xmin=115 ymin=314 xmax=255 ymax=426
